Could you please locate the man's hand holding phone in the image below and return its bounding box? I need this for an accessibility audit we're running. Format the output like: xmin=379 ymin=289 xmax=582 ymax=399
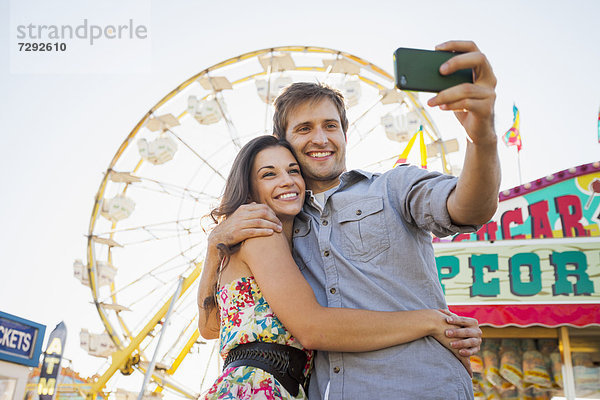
xmin=394 ymin=40 xmax=500 ymax=226
xmin=426 ymin=40 xmax=497 ymax=146
xmin=427 ymin=41 xmax=501 ymax=227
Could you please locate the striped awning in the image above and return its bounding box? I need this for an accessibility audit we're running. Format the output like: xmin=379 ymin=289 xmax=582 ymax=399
xmin=448 ymin=304 xmax=600 ymax=328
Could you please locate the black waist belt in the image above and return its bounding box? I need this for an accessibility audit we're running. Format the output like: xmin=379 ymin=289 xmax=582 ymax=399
xmin=223 ymin=342 xmax=309 ymax=397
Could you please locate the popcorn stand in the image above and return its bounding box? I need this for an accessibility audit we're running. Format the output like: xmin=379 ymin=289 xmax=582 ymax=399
xmin=435 ymin=162 xmax=600 ymax=399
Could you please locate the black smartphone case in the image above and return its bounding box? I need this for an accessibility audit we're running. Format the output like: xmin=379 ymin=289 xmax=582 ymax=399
xmin=394 ymin=48 xmax=473 ymax=93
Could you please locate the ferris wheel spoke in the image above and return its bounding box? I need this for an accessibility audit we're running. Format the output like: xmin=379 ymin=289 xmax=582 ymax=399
xmin=109 ymin=230 xmax=205 ymax=248
xmin=346 ymin=95 xmax=387 ymax=140
xmin=129 ymin=273 xmax=195 ymax=335
xmin=161 ymin=329 xmax=201 ymax=379
xmin=154 ymin=299 xmax=200 ymax=365
xmin=132 ymin=296 xmax=169 ymax=336
xmin=169 ymin=293 xmax=198 ymax=322
xmin=137 ymin=287 xmax=198 ymax=337
xmin=104 ymin=263 xmax=196 ymax=309
xmin=100 ymin=276 xmax=171 ymax=313
xmin=133 ymin=290 xmax=198 ymax=365
xmin=219 ymin=105 xmax=242 ymax=150
xmin=161 ymin=312 xmax=198 ymax=361
xmin=149 ymin=261 xmax=199 ymax=282
xmin=203 ymin=74 xmax=242 ymax=149
xmin=133 ymin=177 xmax=218 ymax=203
xmin=347 ymin=98 xmax=394 ymax=150
xmin=94 ymin=228 xmax=205 ymax=248
xmin=199 ymin=341 xmax=219 ymax=391
xmin=362 ymin=154 xmax=398 ymax=170
xmin=97 ymin=245 xmax=201 ymax=305
xmin=192 ymin=130 xmax=264 ymax=196
xmin=348 ymin=123 xmax=381 ymax=152
xmin=321 ymin=53 xmax=341 ymax=83
xmin=263 ymin=59 xmax=273 ymax=132
xmin=166 ymin=128 xmax=227 ymax=181
xmin=95 ymin=217 xmax=203 ymax=236
xmin=125 ymin=184 xmax=215 ymax=215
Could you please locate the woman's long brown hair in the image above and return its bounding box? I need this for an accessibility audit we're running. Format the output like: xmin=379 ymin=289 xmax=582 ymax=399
xmin=202 ymin=135 xmax=295 ymax=312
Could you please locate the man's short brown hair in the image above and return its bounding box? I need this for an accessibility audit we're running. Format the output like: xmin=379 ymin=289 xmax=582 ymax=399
xmin=272 ymin=82 xmax=349 ymax=140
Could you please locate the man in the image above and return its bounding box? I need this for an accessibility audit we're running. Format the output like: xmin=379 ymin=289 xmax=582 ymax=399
xmin=199 ymin=41 xmax=500 ymax=399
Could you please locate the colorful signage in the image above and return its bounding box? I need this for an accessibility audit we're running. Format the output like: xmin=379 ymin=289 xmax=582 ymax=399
xmin=38 ymin=321 xmax=67 ymax=400
xmin=436 ymin=162 xmax=600 ymax=243
xmin=435 ymin=240 xmax=599 ymax=304
xmin=0 ymin=311 xmax=46 ymax=367
xmin=434 ymin=162 xmax=600 ymax=327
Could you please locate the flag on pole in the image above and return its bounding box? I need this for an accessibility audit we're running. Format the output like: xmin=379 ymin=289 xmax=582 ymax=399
xmin=503 ymin=104 xmax=522 ymax=151
xmin=393 ymin=125 xmax=427 ymax=169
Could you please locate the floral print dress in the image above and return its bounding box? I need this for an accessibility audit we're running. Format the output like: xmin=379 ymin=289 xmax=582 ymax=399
xmin=203 ymin=276 xmax=313 ymax=400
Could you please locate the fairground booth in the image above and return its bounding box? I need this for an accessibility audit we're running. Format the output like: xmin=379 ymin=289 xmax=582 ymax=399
xmin=0 ymin=312 xmax=45 ymax=400
xmin=435 ymin=162 xmax=600 ymax=399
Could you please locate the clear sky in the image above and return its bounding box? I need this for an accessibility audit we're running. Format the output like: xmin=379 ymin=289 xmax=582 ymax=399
xmin=1 ymin=0 xmax=599 ymax=396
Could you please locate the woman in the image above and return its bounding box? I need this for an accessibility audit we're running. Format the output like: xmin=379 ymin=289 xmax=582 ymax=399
xmin=198 ymin=135 xmax=475 ymax=399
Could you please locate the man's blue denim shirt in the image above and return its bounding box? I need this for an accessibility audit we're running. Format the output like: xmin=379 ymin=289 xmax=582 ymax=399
xmin=292 ymin=165 xmax=479 ymax=400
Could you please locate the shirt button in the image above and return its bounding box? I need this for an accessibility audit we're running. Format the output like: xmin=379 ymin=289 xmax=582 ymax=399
xmin=333 ymin=366 xmax=340 ymax=373
xmin=294 ymin=228 xmax=299 ymax=234
xmin=322 ymin=220 xmax=328 ymax=226
xmin=330 ymin=288 xmax=336 ymax=294
xmin=323 ymin=250 xmax=330 ymax=257
xmin=356 ymin=209 xmax=362 ymax=216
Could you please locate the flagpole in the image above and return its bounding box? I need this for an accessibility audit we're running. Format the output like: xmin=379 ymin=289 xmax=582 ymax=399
xmin=517 ymin=149 xmax=522 ymax=185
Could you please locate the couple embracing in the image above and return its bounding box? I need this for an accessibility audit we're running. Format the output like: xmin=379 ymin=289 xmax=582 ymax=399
xmin=197 ymin=41 xmax=501 ymax=400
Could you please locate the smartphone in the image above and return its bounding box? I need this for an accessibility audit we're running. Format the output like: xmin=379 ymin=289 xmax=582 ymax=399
xmin=393 ymin=48 xmax=473 ymax=93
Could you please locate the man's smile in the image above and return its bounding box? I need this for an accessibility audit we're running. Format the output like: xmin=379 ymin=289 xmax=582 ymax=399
xmin=307 ymin=151 xmax=333 ymax=159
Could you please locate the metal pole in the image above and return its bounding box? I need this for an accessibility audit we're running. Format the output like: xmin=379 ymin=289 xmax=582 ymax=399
xmin=517 ymin=150 xmax=523 ymax=185
xmin=559 ymin=326 xmax=576 ymax=400
xmin=137 ymin=276 xmax=184 ymax=400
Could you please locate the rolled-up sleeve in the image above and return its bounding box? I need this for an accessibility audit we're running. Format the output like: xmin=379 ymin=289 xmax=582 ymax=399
xmin=389 ymin=165 xmax=480 ymax=237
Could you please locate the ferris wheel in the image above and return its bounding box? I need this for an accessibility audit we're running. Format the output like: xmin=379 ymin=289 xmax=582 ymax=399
xmin=73 ymin=45 xmax=461 ymax=400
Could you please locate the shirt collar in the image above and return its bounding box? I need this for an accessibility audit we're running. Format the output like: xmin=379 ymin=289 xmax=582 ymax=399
xmin=305 ymin=190 xmax=323 ymax=213
xmin=339 ymin=169 xmax=375 ymax=182
xmin=303 ymin=169 xmax=373 ymax=212
xmin=305 ymin=169 xmax=373 ymax=196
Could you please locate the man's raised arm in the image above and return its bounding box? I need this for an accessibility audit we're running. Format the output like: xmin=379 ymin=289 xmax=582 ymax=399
xmin=428 ymin=40 xmax=501 ymax=225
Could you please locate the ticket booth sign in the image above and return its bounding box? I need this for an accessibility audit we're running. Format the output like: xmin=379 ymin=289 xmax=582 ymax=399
xmin=0 ymin=311 xmax=46 ymax=367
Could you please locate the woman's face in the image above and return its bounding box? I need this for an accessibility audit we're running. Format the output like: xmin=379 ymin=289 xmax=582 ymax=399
xmin=250 ymin=146 xmax=305 ymax=219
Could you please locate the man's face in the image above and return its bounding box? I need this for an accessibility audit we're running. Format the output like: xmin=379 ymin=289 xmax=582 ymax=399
xmin=284 ymin=99 xmax=347 ymax=193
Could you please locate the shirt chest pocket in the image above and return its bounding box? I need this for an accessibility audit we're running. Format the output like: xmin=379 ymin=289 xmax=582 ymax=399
xmin=336 ymin=196 xmax=390 ymax=262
